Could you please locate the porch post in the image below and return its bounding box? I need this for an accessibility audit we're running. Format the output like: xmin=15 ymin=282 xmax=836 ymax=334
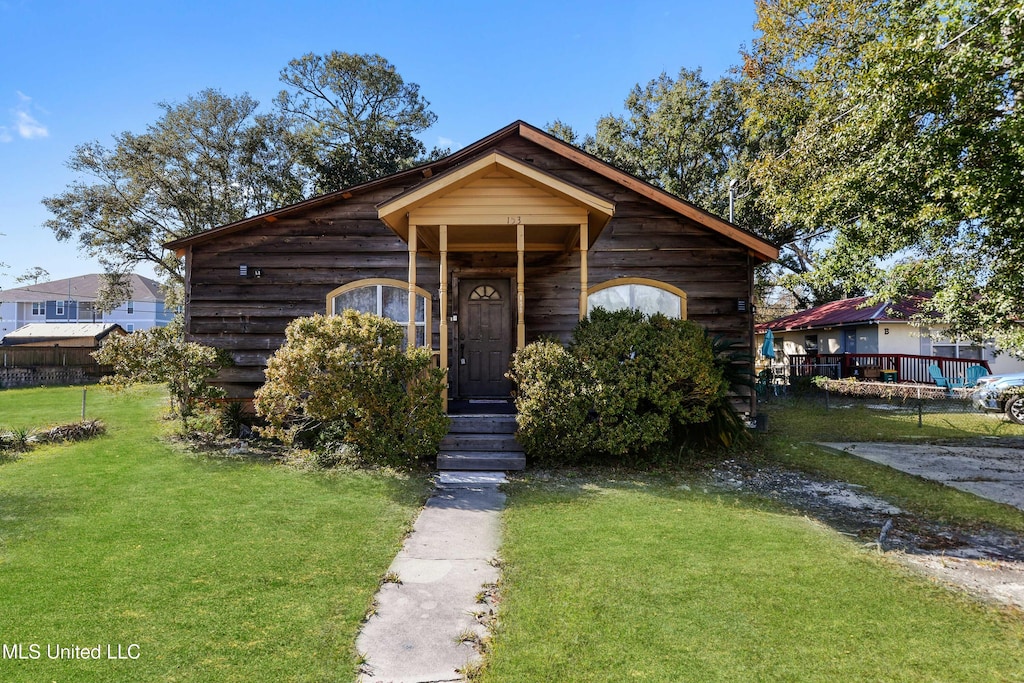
xmin=579 ymin=222 xmax=589 ymax=320
xmin=439 ymin=224 xmax=449 ymax=405
xmin=517 ymin=223 xmax=526 ymax=350
xmin=408 ymin=223 xmax=417 ymax=348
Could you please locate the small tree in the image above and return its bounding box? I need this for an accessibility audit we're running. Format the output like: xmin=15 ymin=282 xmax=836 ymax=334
xmin=254 ymin=311 xmax=448 ymax=467
xmin=92 ymin=318 xmax=230 ymax=421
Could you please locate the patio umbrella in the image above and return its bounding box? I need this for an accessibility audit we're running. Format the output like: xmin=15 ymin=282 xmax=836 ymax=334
xmin=761 ymin=328 xmax=776 ymax=359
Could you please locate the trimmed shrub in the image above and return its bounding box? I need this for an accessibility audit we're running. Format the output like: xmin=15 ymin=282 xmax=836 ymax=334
xmin=509 ymin=309 xmax=735 ymax=465
xmin=507 ymin=340 xmax=597 ymax=465
xmin=571 ymin=309 xmax=727 ymax=459
xmin=254 ymin=311 xmax=448 ymax=468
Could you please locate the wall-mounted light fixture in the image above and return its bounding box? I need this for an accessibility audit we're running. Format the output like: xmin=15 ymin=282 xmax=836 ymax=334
xmin=239 ymin=265 xmax=262 ymax=278
xmin=736 ymin=298 xmax=749 ymax=313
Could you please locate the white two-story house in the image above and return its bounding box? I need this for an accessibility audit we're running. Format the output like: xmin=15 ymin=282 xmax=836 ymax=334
xmin=0 ymin=274 xmax=174 ymax=340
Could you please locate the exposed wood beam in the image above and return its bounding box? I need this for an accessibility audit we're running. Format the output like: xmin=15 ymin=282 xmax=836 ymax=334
xmin=439 ymin=225 xmax=449 ymax=405
xmin=579 ymin=222 xmax=589 ymax=320
xmin=517 ymin=224 xmax=526 ymax=350
xmin=408 ymin=223 xmax=418 ymax=348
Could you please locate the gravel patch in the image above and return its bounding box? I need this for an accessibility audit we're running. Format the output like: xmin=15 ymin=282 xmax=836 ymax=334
xmin=707 ymin=459 xmax=1024 ymax=610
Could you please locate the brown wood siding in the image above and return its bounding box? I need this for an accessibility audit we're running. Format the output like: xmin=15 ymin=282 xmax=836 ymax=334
xmin=185 ymin=132 xmax=757 ymax=413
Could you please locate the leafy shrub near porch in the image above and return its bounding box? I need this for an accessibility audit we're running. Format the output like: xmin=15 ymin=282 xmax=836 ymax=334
xmin=254 ymin=311 xmax=448 ymax=467
xmin=509 ymin=309 xmax=731 ymax=464
xmin=506 ymin=340 xmax=597 ymax=465
xmin=573 ymin=309 xmax=727 ymax=459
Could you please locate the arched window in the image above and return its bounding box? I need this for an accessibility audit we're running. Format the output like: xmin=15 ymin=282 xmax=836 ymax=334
xmin=587 ymin=278 xmax=687 ymax=319
xmin=326 ymin=279 xmax=432 ymax=347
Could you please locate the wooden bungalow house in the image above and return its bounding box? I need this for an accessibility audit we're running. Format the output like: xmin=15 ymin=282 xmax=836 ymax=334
xmin=167 ymin=121 xmax=779 ymax=426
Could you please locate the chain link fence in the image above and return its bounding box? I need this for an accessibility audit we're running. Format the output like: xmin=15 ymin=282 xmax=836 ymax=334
xmin=757 ymin=378 xmax=1024 ymax=437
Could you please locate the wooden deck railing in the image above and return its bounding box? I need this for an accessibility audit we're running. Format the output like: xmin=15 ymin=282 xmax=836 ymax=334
xmin=779 ymin=353 xmax=991 ymax=384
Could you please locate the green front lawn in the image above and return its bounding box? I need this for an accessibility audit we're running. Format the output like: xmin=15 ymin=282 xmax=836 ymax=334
xmin=486 ymin=478 xmax=1024 ymax=682
xmin=0 ymin=385 xmax=427 ymax=682
xmin=760 ymin=398 xmax=1024 ymax=533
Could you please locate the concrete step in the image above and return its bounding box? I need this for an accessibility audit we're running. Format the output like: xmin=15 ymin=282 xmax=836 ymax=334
xmin=437 ymin=451 xmax=526 ymax=471
xmin=447 ymin=414 xmax=517 ymax=434
xmin=440 ymin=433 xmax=522 ymax=452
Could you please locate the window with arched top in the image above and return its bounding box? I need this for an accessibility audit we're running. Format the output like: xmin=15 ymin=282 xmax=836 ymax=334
xmin=326 ymin=279 xmax=432 ymax=347
xmin=587 ymin=278 xmax=687 ymax=319
xmin=469 ymin=285 xmax=501 ymax=301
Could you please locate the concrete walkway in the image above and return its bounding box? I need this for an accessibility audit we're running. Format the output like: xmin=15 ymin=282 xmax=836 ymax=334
xmin=356 ymin=472 xmax=506 ymax=683
xmin=821 ymin=442 xmax=1024 ymax=511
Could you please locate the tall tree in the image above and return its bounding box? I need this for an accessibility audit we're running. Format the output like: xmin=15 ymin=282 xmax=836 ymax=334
xmin=277 ymin=52 xmax=438 ymax=193
xmin=579 ymin=68 xmax=746 ymax=218
xmin=42 ymin=89 xmax=303 ymax=304
xmin=743 ymin=0 xmax=1024 ymax=350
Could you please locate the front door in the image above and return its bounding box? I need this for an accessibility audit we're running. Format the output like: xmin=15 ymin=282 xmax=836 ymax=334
xmin=458 ymin=279 xmax=512 ymax=398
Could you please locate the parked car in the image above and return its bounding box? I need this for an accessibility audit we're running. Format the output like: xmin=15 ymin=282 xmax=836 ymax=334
xmin=971 ymin=371 xmax=1024 ymax=424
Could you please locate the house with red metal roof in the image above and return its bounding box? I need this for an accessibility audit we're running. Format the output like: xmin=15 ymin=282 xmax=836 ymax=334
xmin=757 ymin=295 xmax=1024 ymax=381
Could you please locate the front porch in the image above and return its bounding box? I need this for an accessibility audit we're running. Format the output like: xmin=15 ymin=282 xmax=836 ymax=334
xmin=376 ymin=150 xmax=615 ymax=409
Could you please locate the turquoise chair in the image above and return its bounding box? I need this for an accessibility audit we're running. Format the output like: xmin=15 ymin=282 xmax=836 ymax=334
xmin=965 ymin=365 xmax=989 ymax=387
xmin=928 ymin=364 xmax=964 ymax=390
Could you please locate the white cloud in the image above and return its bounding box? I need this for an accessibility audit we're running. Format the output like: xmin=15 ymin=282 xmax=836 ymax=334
xmin=15 ymin=110 xmax=47 ymax=138
xmin=437 ymin=136 xmax=457 ymax=150
xmin=6 ymin=92 xmax=48 ymax=140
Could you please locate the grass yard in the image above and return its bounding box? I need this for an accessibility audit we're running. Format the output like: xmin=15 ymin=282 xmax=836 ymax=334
xmin=0 ymin=385 xmax=428 ymax=682
xmin=760 ymin=398 xmax=1024 ymax=533
xmin=761 ymin=396 xmax=1024 ymax=443
xmin=485 ymin=477 xmax=1024 ymax=682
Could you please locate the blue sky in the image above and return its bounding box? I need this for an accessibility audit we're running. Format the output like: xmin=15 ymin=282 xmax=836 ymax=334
xmin=0 ymin=0 xmax=758 ymax=290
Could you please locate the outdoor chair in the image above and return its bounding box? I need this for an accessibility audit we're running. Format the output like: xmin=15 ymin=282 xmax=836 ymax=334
xmin=928 ymin=363 xmax=964 ymax=390
xmin=964 ymin=365 xmax=989 ymax=387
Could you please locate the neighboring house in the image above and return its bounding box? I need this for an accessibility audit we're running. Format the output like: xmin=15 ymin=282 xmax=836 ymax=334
xmin=0 ymin=274 xmax=174 ymax=340
xmin=1 ymin=322 xmax=126 ymax=347
xmin=757 ymin=295 xmax=1024 ymax=380
xmin=167 ymin=121 xmax=779 ymax=415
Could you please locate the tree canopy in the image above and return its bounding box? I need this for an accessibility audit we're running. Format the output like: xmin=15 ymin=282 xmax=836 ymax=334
xmin=276 ymin=51 xmax=439 ymax=193
xmin=743 ymin=0 xmax=1024 ymax=350
xmin=43 ymin=53 xmax=439 ymax=306
xmin=42 ymin=89 xmax=302 ymax=302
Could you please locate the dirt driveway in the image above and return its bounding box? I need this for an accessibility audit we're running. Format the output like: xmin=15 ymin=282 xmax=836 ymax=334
xmin=710 ymin=446 xmax=1024 ymax=611
xmin=820 ymin=442 xmax=1024 ymax=511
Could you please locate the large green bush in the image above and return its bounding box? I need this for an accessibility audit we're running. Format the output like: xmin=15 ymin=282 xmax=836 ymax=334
xmin=254 ymin=311 xmax=448 ymax=467
xmin=506 ymin=340 xmax=597 ymax=465
xmin=509 ymin=309 xmax=733 ymax=464
xmin=572 ymin=309 xmax=726 ymax=458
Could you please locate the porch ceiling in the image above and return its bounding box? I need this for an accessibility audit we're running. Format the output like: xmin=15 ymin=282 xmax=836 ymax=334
xmin=377 ymin=151 xmax=614 ymax=253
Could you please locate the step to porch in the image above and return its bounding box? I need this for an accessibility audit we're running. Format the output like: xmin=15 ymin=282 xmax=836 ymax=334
xmin=437 ymin=414 xmax=525 ymax=471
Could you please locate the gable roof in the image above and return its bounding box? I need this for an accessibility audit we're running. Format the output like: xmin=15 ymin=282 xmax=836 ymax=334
xmin=2 ymin=322 xmax=126 ymax=344
xmin=166 ymin=121 xmax=780 ymax=262
xmin=0 ymin=273 xmax=164 ymax=304
xmin=758 ymin=295 xmax=932 ymax=333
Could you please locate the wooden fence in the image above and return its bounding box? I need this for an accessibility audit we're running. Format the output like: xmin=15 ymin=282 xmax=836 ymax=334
xmin=1 ymin=347 xmax=111 ymax=374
